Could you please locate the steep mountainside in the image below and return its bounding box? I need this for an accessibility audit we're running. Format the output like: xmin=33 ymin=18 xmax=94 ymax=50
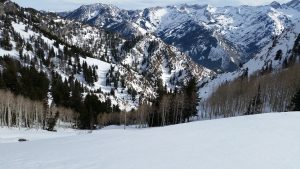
xmin=63 ymin=0 xmax=300 ymax=71
xmin=0 ymin=1 xmax=214 ymax=111
xmin=199 ymin=20 xmax=300 ymax=100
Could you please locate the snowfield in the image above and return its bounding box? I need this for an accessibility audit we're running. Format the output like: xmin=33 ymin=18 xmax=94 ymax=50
xmin=1 ymin=112 xmax=300 ymax=169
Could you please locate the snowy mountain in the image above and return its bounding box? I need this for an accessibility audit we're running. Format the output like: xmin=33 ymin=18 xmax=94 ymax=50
xmin=63 ymin=0 xmax=300 ymax=71
xmin=286 ymin=0 xmax=300 ymax=11
xmin=197 ymin=19 xmax=300 ymax=120
xmin=0 ymin=0 xmax=214 ymax=111
xmin=199 ymin=19 xmax=300 ymax=99
xmin=1 ymin=111 xmax=300 ymax=169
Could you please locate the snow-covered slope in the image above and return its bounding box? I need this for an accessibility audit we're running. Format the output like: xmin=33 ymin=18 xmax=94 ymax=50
xmin=1 ymin=112 xmax=300 ymax=169
xmin=63 ymin=0 xmax=300 ymax=71
xmin=0 ymin=1 xmax=214 ymax=110
xmin=199 ymin=20 xmax=300 ymax=100
xmin=0 ymin=127 xmax=83 ymax=143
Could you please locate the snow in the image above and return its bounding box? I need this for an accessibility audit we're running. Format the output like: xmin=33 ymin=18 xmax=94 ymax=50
xmin=199 ymin=71 xmax=240 ymax=99
xmin=0 ymin=127 xmax=84 ymax=144
xmin=1 ymin=112 xmax=300 ymax=169
xmin=4 ymin=20 xmax=141 ymax=111
xmin=80 ymin=57 xmax=112 ymax=91
xmin=200 ymin=20 xmax=300 ymax=100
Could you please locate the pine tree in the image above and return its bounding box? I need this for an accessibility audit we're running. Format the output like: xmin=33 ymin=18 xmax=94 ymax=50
xmin=183 ymin=77 xmax=199 ymax=122
xmin=0 ymin=29 xmax=13 ymax=51
xmin=290 ymin=89 xmax=300 ymax=111
xmin=245 ymin=85 xmax=263 ymax=115
xmin=275 ymin=50 xmax=282 ymax=61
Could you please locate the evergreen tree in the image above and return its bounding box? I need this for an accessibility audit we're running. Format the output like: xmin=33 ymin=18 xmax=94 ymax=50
xmin=290 ymin=89 xmax=300 ymax=111
xmin=47 ymin=111 xmax=59 ymax=131
xmin=183 ymin=77 xmax=199 ymax=122
xmin=0 ymin=29 xmax=13 ymax=51
xmin=49 ymin=47 xmax=56 ymax=58
xmin=245 ymin=85 xmax=263 ymax=115
xmin=275 ymin=50 xmax=282 ymax=61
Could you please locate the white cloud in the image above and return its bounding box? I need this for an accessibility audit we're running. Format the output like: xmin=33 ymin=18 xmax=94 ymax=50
xmin=12 ymin=0 xmax=291 ymax=11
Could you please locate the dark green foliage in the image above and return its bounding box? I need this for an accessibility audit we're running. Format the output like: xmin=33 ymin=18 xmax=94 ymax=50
xmin=26 ymin=42 xmax=33 ymax=51
xmin=12 ymin=31 xmax=24 ymax=50
xmin=47 ymin=111 xmax=59 ymax=131
xmin=78 ymin=94 xmax=117 ymax=129
xmin=121 ymin=36 xmax=143 ymax=53
xmin=110 ymin=88 xmax=115 ymax=96
xmin=69 ymin=80 xmax=83 ymax=111
xmin=147 ymin=77 xmax=200 ymax=127
xmin=82 ymin=61 xmax=98 ymax=85
xmin=0 ymin=56 xmax=49 ymax=100
xmin=48 ymin=47 xmax=55 ymax=58
xmin=290 ymin=89 xmax=300 ymax=111
xmin=19 ymin=66 xmax=49 ymax=100
xmin=275 ymin=49 xmax=282 ymax=61
xmin=283 ymin=34 xmax=300 ymax=68
xmin=0 ymin=56 xmax=20 ymax=93
xmin=49 ymin=71 xmax=117 ymax=129
xmin=127 ymin=87 xmax=137 ymax=101
xmin=147 ymin=40 xmax=159 ymax=55
xmin=51 ymin=72 xmax=71 ymax=106
xmin=245 ymin=85 xmax=263 ymax=115
xmin=0 ymin=29 xmax=13 ymax=51
xmin=183 ymin=77 xmax=199 ymax=120
xmin=292 ymin=34 xmax=300 ymax=61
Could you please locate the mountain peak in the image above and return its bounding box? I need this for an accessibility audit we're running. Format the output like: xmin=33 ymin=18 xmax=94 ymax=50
xmin=79 ymin=3 xmax=119 ymax=11
xmin=270 ymin=1 xmax=281 ymax=8
xmin=286 ymin=0 xmax=300 ymax=10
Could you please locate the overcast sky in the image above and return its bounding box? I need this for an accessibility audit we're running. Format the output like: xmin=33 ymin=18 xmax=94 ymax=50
xmin=12 ymin=0 xmax=291 ymax=12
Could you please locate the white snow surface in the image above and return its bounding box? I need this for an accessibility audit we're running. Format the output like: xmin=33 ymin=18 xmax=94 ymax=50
xmin=1 ymin=112 xmax=300 ymax=169
xmin=0 ymin=127 xmax=84 ymax=144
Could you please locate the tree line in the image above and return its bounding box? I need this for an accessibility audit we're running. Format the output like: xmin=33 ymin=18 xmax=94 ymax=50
xmin=0 ymin=89 xmax=76 ymax=130
xmin=200 ymin=63 xmax=300 ymax=119
xmin=97 ymin=78 xmax=200 ymax=128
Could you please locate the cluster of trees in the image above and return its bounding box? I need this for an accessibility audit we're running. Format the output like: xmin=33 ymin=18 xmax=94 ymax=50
xmin=200 ymin=63 xmax=300 ymax=119
xmin=0 ymin=56 xmax=77 ymax=129
xmin=0 ymin=29 xmax=12 ymax=51
xmin=97 ymin=78 xmax=200 ymax=128
xmin=290 ymin=89 xmax=300 ymax=111
xmin=0 ymin=16 xmax=13 ymax=50
xmin=146 ymin=78 xmax=199 ymax=127
xmin=106 ymin=65 xmax=126 ymax=92
xmin=121 ymin=36 xmax=143 ymax=53
xmin=0 ymin=55 xmax=123 ymax=129
xmin=0 ymin=56 xmax=49 ymax=100
xmin=0 ymin=89 xmax=78 ymax=131
xmin=50 ymin=71 xmax=121 ymax=129
xmin=0 ymin=89 xmax=76 ymax=130
xmin=82 ymin=61 xmax=98 ymax=85
xmin=0 ymin=9 xmax=125 ymax=130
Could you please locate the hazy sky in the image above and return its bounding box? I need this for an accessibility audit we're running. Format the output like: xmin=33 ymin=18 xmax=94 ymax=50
xmin=12 ymin=0 xmax=291 ymax=12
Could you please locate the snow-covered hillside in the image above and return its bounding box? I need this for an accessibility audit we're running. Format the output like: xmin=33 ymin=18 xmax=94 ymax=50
xmin=199 ymin=19 xmax=300 ymax=100
xmin=0 ymin=0 xmax=214 ymax=111
xmin=1 ymin=112 xmax=300 ymax=169
xmin=63 ymin=0 xmax=300 ymax=71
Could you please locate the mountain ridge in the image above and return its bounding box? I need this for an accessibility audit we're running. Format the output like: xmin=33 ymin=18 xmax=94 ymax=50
xmin=61 ymin=0 xmax=300 ymax=72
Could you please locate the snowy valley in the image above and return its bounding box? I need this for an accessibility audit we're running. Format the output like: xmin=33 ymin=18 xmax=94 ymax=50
xmin=0 ymin=0 xmax=300 ymax=168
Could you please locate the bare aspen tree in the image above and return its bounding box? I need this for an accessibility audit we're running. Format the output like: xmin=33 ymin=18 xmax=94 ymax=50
xmin=159 ymin=95 xmax=171 ymax=126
